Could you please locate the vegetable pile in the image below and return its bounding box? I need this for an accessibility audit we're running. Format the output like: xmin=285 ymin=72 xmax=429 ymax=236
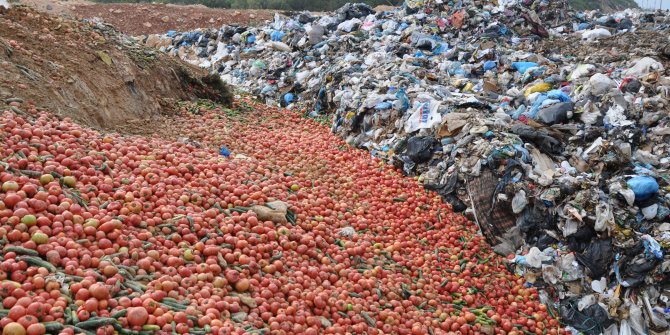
xmin=0 ymin=100 xmax=563 ymax=335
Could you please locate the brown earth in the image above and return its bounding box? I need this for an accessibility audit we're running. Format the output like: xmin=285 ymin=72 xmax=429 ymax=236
xmin=20 ymin=0 xmax=276 ymax=35
xmin=0 ymin=6 xmax=231 ymax=131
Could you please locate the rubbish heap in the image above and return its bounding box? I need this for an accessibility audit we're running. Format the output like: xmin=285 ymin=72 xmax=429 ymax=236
xmin=142 ymin=1 xmax=670 ymax=333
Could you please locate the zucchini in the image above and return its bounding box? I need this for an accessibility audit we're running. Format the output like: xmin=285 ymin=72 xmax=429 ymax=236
xmin=75 ymin=317 xmax=118 ymax=329
xmin=4 ymin=246 xmax=39 ymax=256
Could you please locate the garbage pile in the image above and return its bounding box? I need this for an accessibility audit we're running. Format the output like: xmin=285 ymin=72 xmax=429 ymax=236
xmin=142 ymin=1 xmax=670 ymax=333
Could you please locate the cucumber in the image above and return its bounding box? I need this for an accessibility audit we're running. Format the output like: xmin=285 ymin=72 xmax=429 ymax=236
xmin=3 ymin=246 xmax=38 ymax=256
xmin=75 ymin=317 xmax=118 ymax=329
xmin=142 ymin=325 xmax=160 ymax=331
xmin=159 ymin=302 xmax=187 ymax=312
xmin=64 ymin=307 xmax=72 ymax=324
xmin=71 ymin=309 xmax=79 ymax=324
xmin=71 ymin=326 xmax=96 ymax=335
xmin=124 ymin=281 xmax=145 ymax=293
xmin=111 ymin=309 xmax=128 ymax=319
xmin=43 ymin=322 xmax=64 ymax=334
xmin=161 ymin=297 xmax=186 ymax=307
xmin=17 ymin=255 xmax=56 ymax=272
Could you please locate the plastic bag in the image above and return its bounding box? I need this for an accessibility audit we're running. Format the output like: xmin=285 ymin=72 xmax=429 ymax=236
xmin=337 ymin=18 xmax=362 ymax=32
xmin=270 ymin=30 xmax=285 ymax=41
xmin=269 ymin=41 xmax=291 ymax=52
xmin=589 ymin=73 xmax=616 ymax=95
xmin=576 ymin=238 xmax=613 ymax=278
xmin=483 ymin=60 xmax=497 ymax=71
xmin=219 ymin=145 xmax=231 ymax=157
xmin=595 ymin=202 xmax=614 ymax=232
xmin=569 ymin=64 xmax=596 ymax=80
xmin=524 ymin=82 xmax=552 ymax=97
xmin=628 ymin=303 xmax=646 ymax=335
xmin=581 ymin=28 xmax=612 ymax=40
xmin=536 ymin=102 xmax=574 ymax=125
xmin=623 ymin=57 xmax=664 ymax=78
xmin=404 ymin=136 xmax=438 ymax=164
xmin=512 ymin=61 xmax=538 ymax=74
xmin=512 ymin=190 xmax=528 ymax=214
xmin=394 ymin=88 xmax=410 ymax=112
xmin=560 ymin=299 xmax=613 ymax=335
xmin=405 ymin=99 xmax=442 ymax=133
xmin=627 ymin=176 xmax=659 ymax=202
xmin=641 ymin=235 xmax=664 ymax=259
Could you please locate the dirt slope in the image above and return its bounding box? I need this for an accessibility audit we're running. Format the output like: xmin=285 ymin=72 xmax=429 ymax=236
xmin=0 ymin=6 xmax=231 ymax=130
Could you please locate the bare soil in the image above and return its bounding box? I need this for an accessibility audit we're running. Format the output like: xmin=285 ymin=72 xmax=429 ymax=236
xmin=0 ymin=6 xmax=229 ymax=131
xmin=19 ymin=0 xmax=276 ymax=35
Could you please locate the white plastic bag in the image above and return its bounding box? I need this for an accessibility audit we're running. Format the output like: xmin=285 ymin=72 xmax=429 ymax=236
xmin=628 ymin=303 xmax=646 ymax=335
xmin=624 ymin=57 xmax=664 ymax=78
xmin=512 ymin=190 xmax=528 ymax=214
xmin=337 ymin=18 xmax=362 ymax=32
xmin=589 ymin=73 xmax=615 ymax=95
xmin=268 ymin=41 xmax=291 ymax=52
xmin=569 ymin=64 xmax=595 ymax=80
xmin=405 ymin=99 xmax=442 ymax=133
xmin=595 ymin=201 xmax=614 ymax=232
xmin=581 ymin=28 xmax=612 ymax=41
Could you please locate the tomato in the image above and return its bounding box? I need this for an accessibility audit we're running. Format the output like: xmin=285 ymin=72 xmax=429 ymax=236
xmin=2 ymin=322 xmax=26 ymax=335
xmin=25 ymin=323 xmax=46 ymax=335
xmin=0 ymin=101 xmax=561 ymax=335
xmin=127 ymin=307 xmax=149 ymax=327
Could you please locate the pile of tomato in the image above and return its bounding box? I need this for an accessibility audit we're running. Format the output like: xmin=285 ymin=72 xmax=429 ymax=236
xmin=0 ymin=100 xmax=564 ymax=335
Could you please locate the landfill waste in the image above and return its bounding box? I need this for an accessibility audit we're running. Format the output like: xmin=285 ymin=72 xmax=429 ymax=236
xmin=143 ymin=0 xmax=670 ymax=332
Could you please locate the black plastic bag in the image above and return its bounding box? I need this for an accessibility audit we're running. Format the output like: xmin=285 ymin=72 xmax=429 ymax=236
xmin=336 ymin=3 xmax=375 ymax=21
xmin=425 ymin=173 xmax=467 ymax=212
xmin=404 ymin=136 xmax=438 ymax=164
xmin=517 ymin=204 xmax=555 ymax=234
xmin=510 ymin=124 xmax=563 ymax=155
xmin=560 ymin=298 xmax=613 ymax=335
xmin=536 ymin=102 xmax=574 ymax=125
xmin=566 ymin=225 xmax=597 ymax=253
xmin=535 ymin=233 xmax=559 ymax=250
xmin=620 ymin=254 xmax=660 ymax=287
xmin=576 ymin=239 xmax=613 ymax=279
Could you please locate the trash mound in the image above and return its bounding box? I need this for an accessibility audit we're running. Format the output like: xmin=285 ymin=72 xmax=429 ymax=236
xmin=145 ymin=0 xmax=670 ymax=333
xmin=0 ymin=100 xmax=561 ymax=335
xmin=0 ymin=6 xmax=232 ymax=130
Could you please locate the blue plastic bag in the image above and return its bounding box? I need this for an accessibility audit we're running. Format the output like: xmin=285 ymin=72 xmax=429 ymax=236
xmin=219 ymin=145 xmax=231 ymax=157
xmin=547 ymin=89 xmax=571 ymax=103
xmin=375 ymin=101 xmax=393 ymax=110
xmin=395 ymin=88 xmax=410 ymax=112
xmin=627 ymin=176 xmax=659 ymax=201
xmin=483 ymin=60 xmax=497 ymax=71
xmin=512 ymin=61 xmax=538 ymax=74
xmin=642 ymin=235 xmax=664 ymax=259
xmin=271 ymin=30 xmax=285 ymax=41
xmin=284 ymin=93 xmax=295 ymax=104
